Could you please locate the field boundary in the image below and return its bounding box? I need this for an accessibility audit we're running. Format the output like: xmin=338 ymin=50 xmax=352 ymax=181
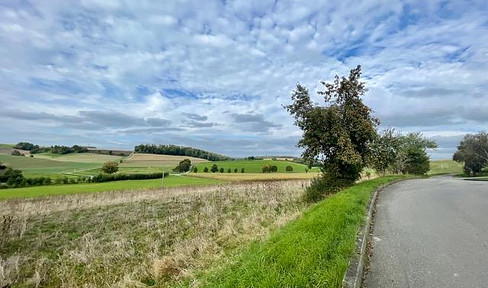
xmin=341 ymin=178 xmax=410 ymax=288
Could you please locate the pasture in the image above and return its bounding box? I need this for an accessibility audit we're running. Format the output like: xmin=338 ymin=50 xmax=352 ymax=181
xmin=194 ymin=159 xmax=317 ymax=173
xmin=0 ymin=180 xmax=308 ymax=287
xmin=0 ymin=176 xmax=223 ymax=200
xmin=192 ymin=172 xmax=319 ymax=181
xmin=428 ymin=159 xmax=463 ymax=175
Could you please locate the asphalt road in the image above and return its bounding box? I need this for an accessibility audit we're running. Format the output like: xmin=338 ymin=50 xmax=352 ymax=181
xmin=365 ymin=176 xmax=488 ymax=288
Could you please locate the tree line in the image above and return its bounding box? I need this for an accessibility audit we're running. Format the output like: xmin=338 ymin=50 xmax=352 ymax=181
xmin=134 ymin=144 xmax=231 ymax=161
xmin=13 ymin=142 xmax=88 ymax=154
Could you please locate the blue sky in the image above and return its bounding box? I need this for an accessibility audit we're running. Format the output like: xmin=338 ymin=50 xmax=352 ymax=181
xmin=0 ymin=0 xmax=487 ymax=158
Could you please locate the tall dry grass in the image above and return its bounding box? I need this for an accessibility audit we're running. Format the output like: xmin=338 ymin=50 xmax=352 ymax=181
xmin=0 ymin=180 xmax=309 ymax=287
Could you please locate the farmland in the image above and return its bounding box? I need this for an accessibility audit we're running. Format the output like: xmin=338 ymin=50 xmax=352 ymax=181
xmin=194 ymin=159 xmax=317 ymax=173
xmin=0 ymin=180 xmax=308 ymax=287
xmin=428 ymin=159 xmax=464 ymax=175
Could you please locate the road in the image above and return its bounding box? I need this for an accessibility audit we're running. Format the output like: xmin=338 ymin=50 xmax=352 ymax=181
xmin=365 ymin=176 xmax=488 ymax=288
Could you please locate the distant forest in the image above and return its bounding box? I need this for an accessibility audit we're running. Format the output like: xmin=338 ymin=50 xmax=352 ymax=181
xmin=13 ymin=142 xmax=88 ymax=154
xmin=134 ymin=144 xmax=231 ymax=161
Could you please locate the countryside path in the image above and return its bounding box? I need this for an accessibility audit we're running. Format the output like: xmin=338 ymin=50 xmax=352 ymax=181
xmin=365 ymin=176 xmax=488 ymax=288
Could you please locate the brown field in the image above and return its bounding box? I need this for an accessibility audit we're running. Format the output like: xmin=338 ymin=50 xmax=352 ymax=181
xmin=34 ymin=153 xmax=123 ymax=163
xmin=121 ymin=153 xmax=209 ymax=167
xmin=190 ymin=172 xmax=320 ymax=181
xmin=0 ymin=180 xmax=309 ymax=287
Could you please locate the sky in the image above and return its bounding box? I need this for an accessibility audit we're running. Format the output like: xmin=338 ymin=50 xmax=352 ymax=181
xmin=0 ymin=0 xmax=487 ymax=158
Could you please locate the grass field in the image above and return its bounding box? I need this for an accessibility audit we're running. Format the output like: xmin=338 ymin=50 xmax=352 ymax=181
xmin=0 ymin=143 xmax=13 ymax=148
xmin=0 ymin=180 xmax=308 ymax=287
xmin=121 ymin=153 xmax=209 ymax=168
xmin=429 ymin=159 xmax=463 ymax=175
xmin=191 ymin=172 xmax=320 ymax=181
xmin=194 ymin=160 xmax=317 ymax=173
xmin=35 ymin=152 xmax=123 ymax=163
xmin=199 ymin=175 xmax=410 ymax=287
xmin=0 ymin=175 xmax=223 ymax=200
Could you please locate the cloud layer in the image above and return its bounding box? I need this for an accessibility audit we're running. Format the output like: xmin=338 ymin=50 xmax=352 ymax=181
xmin=1 ymin=0 xmax=487 ymax=158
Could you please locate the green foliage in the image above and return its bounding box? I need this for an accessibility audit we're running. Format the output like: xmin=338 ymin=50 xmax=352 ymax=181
xmin=173 ymin=158 xmax=192 ymax=172
xmin=134 ymin=144 xmax=231 ymax=161
xmin=204 ymin=167 xmax=209 ymax=173
xmin=304 ymin=173 xmax=352 ymax=203
xmin=370 ymin=127 xmax=401 ymax=175
xmin=234 ymin=168 xmax=238 ymax=173
xmin=241 ymin=168 xmax=245 ymax=173
xmin=14 ymin=142 xmax=39 ymax=151
xmin=11 ymin=150 xmax=24 ymax=156
xmin=285 ymin=66 xmax=378 ymax=185
xmin=101 ymin=161 xmax=119 ymax=174
xmin=453 ymin=132 xmax=488 ymax=176
xmin=210 ymin=164 xmax=218 ymax=173
xmin=195 ymin=160 xmax=313 ymax=173
xmin=393 ymin=132 xmax=437 ymax=175
xmin=227 ymin=168 xmax=231 ymax=173
xmin=193 ymin=167 xmax=198 ymax=173
xmin=261 ymin=165 xmax=278 ymax=173
xmin=219 ymin=167 xmax=224 ymax=173
xmin=285 ymin=165 xmax=293 ymax=172
xmin=0 ymin=168 xmax=25 ymax=187
xmin=89 ymin=172 xmax=169 ymax=183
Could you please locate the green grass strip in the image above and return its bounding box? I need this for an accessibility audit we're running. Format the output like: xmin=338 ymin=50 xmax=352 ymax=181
xmin=201 ymin=175 xmax=410 ymax=288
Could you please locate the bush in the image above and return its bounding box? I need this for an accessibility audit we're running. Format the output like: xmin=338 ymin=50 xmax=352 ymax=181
xmin=262 ymin=165 xmax=269 ymax=173
xmin=204 ymin=167 xmax=209 ymax=173
xmin=219 ymin=168 xmax=224 ymax=173
xmin=304 ymin=174 xmax=353 ymax=203
xmin=234 ymin=168 xmax=238 ymax=173
xmin=89 ymin=172 xmax=169 ymax=183
xmin=211 ymin=164 xmax=218 ymax=173
xmin=173 ymin=159 xmax=192 ymax=173
xmin=101 ymin=161 xmax=119 ymax=174
xmin=285 ymin=165 xmax=293 ymax=172
xmin=241 ymin=168 xmax=245 ymax=173
xmin=193 ymin=167 xmax=198 ymax=173
xmin=227 ymin=168 xmax=231 ymax=173
xmin=270 ymin=165 xmax=278 ymax=173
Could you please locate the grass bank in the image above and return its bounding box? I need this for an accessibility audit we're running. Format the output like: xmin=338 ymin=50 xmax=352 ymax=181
xmin=200 ymin=175 xmax=410 ymax=287
xmin=0 ymin=176 xmax=223 ymax=200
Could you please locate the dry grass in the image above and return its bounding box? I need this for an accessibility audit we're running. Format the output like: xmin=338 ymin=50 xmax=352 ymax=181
xmin=121 ymin=153 xmax=209 ymax=168
xmin=190 ymin=172 xmax=320 ymax=181
xmin=0 ymin=180 xmax=309 ymax=287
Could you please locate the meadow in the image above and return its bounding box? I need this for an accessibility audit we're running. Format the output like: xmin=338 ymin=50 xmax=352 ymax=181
xmin=0 ymin=180 xmax=308 ymax=287
xmin=0 ymin=176 xmax=223 ymax=200
xmin=194 ymin=159 xmax=318 ymax=173
xmin=428 ymin=159 xmax=464 ymax=175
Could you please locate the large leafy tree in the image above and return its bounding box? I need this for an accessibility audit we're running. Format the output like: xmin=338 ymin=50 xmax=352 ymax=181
xmin=453 ymin=132 xmax=488 ymax=175
xmin=370 ymin=128 xmax=401 ymax=175
xmin=285 ymin=65 xmax=378 ymax=185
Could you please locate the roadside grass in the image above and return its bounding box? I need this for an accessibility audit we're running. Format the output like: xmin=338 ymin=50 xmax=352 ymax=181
xmin=191 ymin=172 xmax=320 ymax=181
xmin=199 ymin=175 xmax=410 ymax=288
xmin=0 ymin=176 xmax=223 ymax=200
xmin=429 ymin=160 xmax=463 ymax=175
xmin=194 ymin=160 xmax=319 ymax=173
xmin=0 ymin=180 xmax=307 ymax=287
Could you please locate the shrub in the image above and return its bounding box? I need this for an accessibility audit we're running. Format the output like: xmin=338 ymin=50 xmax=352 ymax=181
xmin=241 ymin=168 xmax=245 ymax=173
xmin=270 ymin=165 xmax=278 ymax=173
xmin=101 ymin=161 xmax=119 ymax=174
xmin=304 ymin=174 xmax=352 ymax=203
xmin=234 ymin=168 xmax=238 ymax=173
xmin=219 ymin=168 xmax=224 ymax=173
xmin=89 ymin=172 xmax=169 ymax=183
xmin=204 ymin=167 xmax=209 ymax=173
xmin=227 ymin=168 xmax=231 ymax=173
xmin=285 ymin=165 xmax=293 ymax=172
xmin=193 ymin=167 xmax=198 ymax=173
xmin=173 ymin=159 xmax=192 ymax=173
xmin=262 ymin=165 xmax=269 ymax=173
xmin=211 ymin=164 xmax=218 ymax=173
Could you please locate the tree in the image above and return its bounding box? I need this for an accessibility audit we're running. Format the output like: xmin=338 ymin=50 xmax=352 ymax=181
xmin=370 ymin=128 xmax=401 ymax=175
xmin=193 ymin=167 xmax=198 ymax=173
xmin=211 ymin=164 xmax=218 ymax=173
xmin=219 ymin=167 xmax=224 ymax=173
xmin=241 ymin=168 xmax=245 ymax=173
xmin=101 ymin=161 xmax=119 ymax=174
xmin=393 ymin=133 xmax=437 ymax=175
xmin=285 ymin=66 xmax=378 ymax=200
xmin=285 ymin=165 xmax=294 ymax=172
xmin=204 ymin=167 xmax=209 ymax=173
xmin=227 ymin=168 xmax=231 ymax=173
xmin=270 ymin=165 xmax=278 ymax=172
xmin=262 ymin=165 xmax=270 ymax=173
xmin=173 ymin=159 xmax=191 ymax=172
xmin=453 ymin=132 xmax=488 ymax=175
xmin=234 ymin=168 xmax=238 ymax=173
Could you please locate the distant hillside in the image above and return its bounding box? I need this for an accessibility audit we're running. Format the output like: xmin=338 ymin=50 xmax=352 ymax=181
xmin=134 ymin=144 xmax=231 ymax=161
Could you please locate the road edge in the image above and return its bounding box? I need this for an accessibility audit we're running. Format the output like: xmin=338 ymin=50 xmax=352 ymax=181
xmin=341 ymin=178 xmax=407 ymax=288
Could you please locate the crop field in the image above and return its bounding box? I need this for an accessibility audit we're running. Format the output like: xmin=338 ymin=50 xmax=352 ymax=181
xmin=194 ymin=160 xmax=317 ymax=173
xmin=0 ymin=176 xmax=223 ymax=200
xmin=0 ymin=180 xmax=308 ymax=287
xmin=429 ymin=159 xmax=463 ymax=175
xmin=192 ymin=172 xmax=320 ymax=181
xmin=121 ymin=153 xmax=209 ymax=168
xmin=34 ymin=153 xmax=123 ymax=163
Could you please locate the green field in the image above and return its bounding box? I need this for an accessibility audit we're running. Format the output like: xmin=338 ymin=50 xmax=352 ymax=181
xmin=195 ymin=160 xmax=317 ymax=173
xmin=0 ymin=175 xmax=223 ymax=200
xmin=429 ymin=159 xmax=463 ymax=175
xmin=0 ymin=143 xmax=13 ymax=148
xmin=200 ymin=175 xmax=410 ymax=287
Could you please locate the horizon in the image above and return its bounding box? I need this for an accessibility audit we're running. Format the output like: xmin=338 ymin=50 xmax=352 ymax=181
xmin=1 ymin=1 xmax=487 ymax=159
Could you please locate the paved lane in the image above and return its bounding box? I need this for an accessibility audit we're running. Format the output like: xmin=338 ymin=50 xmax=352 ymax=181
xmin=365 ymin=176 xmax=488 ymax=288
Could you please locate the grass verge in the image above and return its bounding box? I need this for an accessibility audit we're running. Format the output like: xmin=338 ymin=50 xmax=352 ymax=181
xmin=199 ymin=175 xmax=410 ymax=287
xmin=0 ymin=176 xmax=224 ymax=200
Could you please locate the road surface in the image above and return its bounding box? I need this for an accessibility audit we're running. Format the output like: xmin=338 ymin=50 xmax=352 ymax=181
xmin=365 ymin=176 xmax=488 ymax=288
